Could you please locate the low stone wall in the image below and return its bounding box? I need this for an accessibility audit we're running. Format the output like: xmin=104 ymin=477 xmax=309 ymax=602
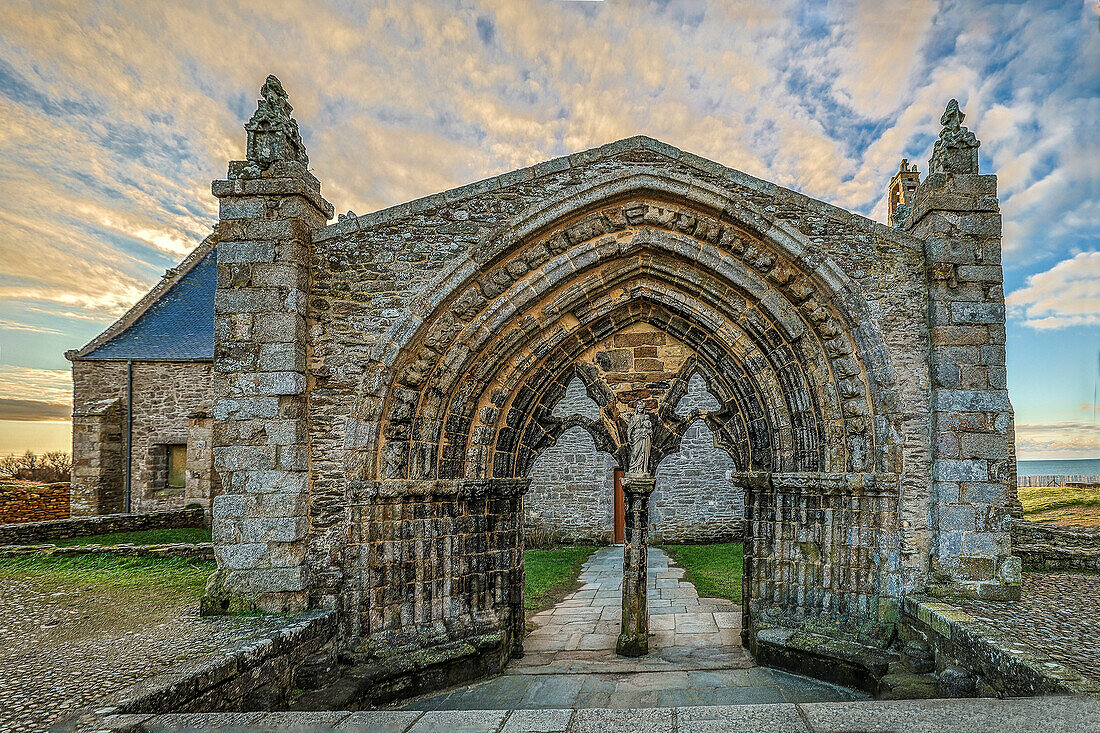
xmin=1009 ymin=519 xmax=1100 ymax=572
xmin=54 ymin=609 xmax=336 ymax=732
xmin=0 ymin=481 xmax=70 ymax=524
xmin=0 ymin=542 xmax=214 ymax=561
xmin=0 ymin=506 xmax=204 ymax=544
xmin=900 ymin=597 xmax=1100 ymax=698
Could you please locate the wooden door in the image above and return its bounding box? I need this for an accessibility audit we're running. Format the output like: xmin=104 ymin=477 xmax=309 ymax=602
xmin=613 ymin=468 xmax=625 ymax=543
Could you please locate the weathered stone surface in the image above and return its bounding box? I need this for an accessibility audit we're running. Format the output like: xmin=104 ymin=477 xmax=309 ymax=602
xmin=67 ymin=84 xmax=1022 ymax=704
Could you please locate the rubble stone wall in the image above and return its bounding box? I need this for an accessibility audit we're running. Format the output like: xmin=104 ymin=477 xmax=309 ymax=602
xmin=70 ymin=360 xmax=213 ymax=516
xmin=0 ymin=506 xmax=204 ymax=544
xmin=0 ymin=482 xmax=70 ymax=525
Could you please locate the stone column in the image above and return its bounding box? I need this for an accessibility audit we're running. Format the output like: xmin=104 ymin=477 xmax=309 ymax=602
xmin=904 ymin=100 xmax=1020 ymax=602
xmin=202 ymin=76 xmax=333 ymax=615
xmin=617 ymin=476 xmax=654 ymax=657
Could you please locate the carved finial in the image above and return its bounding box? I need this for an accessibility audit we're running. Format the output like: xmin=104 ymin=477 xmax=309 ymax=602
xmin=929 ymin=98 xmax=979 ymax=175
xmin=241 ymin=74 xmax=309 ymax=172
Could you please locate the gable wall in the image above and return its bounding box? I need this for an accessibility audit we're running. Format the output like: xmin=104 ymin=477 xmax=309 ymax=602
xmin=307 ymin=151 xmax=933 ymax=599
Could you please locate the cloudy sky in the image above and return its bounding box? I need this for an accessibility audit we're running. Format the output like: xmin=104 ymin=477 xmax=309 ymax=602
xmin=0 ymin=0 xmax=1096 ymax=460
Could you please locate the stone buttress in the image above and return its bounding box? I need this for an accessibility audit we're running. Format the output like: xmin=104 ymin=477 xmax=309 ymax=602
xmin=904 ymin=99 xmax=1021 ymax=602
xmin=202 ymin=76 xmax=334 ymax=615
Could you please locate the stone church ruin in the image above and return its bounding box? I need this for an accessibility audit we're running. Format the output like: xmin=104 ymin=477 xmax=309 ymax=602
xmin=68 ymin=77 xmax=1022 ymax=695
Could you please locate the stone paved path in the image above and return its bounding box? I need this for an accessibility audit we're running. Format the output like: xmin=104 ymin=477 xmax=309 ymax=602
xmin=397 ymin=546 xmax=863 ymax=710
xmin=956 ymin=571 xmax=1100 ymax=683
xmin=144 ymin=696 xmax=1100 ymax=732
xmin=0 ymin=573 xmax=284 ymax=733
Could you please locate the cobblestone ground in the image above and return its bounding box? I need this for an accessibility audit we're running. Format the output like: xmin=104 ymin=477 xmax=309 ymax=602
xmin=0 ymin=572 xmax=284 ymax=733
xmin=956 ymin=571 xmax=1100 ymax=683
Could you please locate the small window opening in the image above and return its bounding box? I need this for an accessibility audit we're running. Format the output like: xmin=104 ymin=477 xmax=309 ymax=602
xmin=167 ymin=444 xmax=187 ymax=489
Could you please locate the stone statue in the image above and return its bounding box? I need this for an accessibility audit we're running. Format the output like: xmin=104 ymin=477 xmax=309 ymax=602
xmin=626 ymin=401 xmax=653 ymax=476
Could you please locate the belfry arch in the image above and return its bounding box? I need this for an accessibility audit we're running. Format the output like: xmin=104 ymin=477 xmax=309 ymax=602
xmin=204 ymin=80 xmax=1022 ymax=699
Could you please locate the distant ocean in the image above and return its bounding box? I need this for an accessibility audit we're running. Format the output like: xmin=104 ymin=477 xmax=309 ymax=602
xmin=1017 ymin=458 xmax=1100 ymax=478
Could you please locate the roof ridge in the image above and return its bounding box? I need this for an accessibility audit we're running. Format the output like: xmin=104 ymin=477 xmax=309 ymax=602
xmin=312 ymin=135 xmax=904 ymax=245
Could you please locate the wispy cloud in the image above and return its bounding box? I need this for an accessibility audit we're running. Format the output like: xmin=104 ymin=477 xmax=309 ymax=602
xmin=1007 ymin=251 xmax=1100 ymax=330
xmin=0 ymin=365 xmax=71 ymax=405
xmin=0 ymin=398 xmax=69 ymax=421
xmin=1015 ymin=422 xmax=1100 ymax=460
xmin=0 ymin=0 xmax=1096 ymax=442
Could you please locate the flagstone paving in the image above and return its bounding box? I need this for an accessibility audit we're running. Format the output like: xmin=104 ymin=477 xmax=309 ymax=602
xmin=396 ymin=546 xmax=865 ymax=710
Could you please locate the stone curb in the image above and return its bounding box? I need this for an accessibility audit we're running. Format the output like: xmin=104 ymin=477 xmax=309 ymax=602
xmin=87 ymin=696 xmax=1100 ymax=733
xmin=0 ymin=542 xmax=214 ymax=561
xmin=52 ymin=609 xmax=337 ymax=733
xmin=903 ymin=596 xmax=1100 ymax=697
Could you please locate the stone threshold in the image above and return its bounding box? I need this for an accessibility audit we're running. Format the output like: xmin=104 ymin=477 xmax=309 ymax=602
xmin=93 ymin=696 xmax=1100 ymax=732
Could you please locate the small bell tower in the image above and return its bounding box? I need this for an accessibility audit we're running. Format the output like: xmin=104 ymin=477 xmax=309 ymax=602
xmin=888 ymin=159 xmax=921 ymax=226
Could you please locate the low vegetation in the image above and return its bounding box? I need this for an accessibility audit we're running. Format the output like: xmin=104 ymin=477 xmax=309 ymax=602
xmin=0 ymin=554 xmax=215 ymax=596
xmin=31 ymin=527 xmax=213 ymax=547
xmin=1019 ymin=484 xmax=1100 ymax=527
xmin=523 ymin=546 xmax=595 ymax=615
xmin=0 ymin=451 xmax=71 ymax=483
xmin=661 ymin=542 xmax=743 ymax=603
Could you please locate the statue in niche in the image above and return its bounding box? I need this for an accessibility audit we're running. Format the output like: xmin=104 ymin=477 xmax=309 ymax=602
xmin=626 ymin=401 xmax=654 ymax=476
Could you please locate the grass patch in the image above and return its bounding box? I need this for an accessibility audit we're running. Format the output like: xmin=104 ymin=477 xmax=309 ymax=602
xmin=0 ymin=553 xmax=215 ymax=596
xmin=1025 ymin=506 xmax=1100 ymax=527
xmin=524 ymin=545 xmax=595 ymax=615
xmin=661 ymin=542 xmax=743 ymax=603
xmin=36 ymin=527 xmax=213 ymax=547
xmin=1018 ymin=484 xmax=1100 ymax=515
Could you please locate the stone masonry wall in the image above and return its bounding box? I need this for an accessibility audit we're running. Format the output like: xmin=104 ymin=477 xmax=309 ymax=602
xmin=70 ymin=360 xmax=213 ymax=515
xmin=0 ymin=482 xmax=69 ymax=524
xmin=0 ymin=506 xmax=204 ymax=544
xmin=526 ymin=426 xmax=616 ymax=543
xmin=652 ymin=420 xmax=743 ymax=543
xmin=309 ymin=138 xmax=934 ymax=624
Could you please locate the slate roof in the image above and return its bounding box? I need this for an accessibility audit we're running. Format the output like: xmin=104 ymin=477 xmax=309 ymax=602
xmin=80 ymin=247 xmax=216 ymax=361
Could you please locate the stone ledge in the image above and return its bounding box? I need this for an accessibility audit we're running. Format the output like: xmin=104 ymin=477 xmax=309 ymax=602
xmin=0 ymin=542 xmax=213 ymax=561
xmin=0 ymin=507 xmax=205 ymax=544
xmin=749 ymin=624 xmax=898 ymax=693
xmin=53 ymin=609 xmax=336 ymax=732
xmin=901 ymin=596 xmax=1100 ymax=697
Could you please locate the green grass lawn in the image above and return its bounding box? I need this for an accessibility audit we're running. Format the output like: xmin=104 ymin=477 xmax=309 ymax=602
xmin=0 ymin=553 xmax=215 ymax=596
xmin=523 ymin=546 xmax=595 ymax=615
xmin=31 ymin=527 xmax=213 ymax=547
xmin=1018 ymin=484 xmax=1100 ymax=514
xmin=661 ymin=542 xmax=743 ymax=603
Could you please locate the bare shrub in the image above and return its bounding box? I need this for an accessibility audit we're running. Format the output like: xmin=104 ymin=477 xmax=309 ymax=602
xmin=0 ymin=451 xmax=72 ymax=483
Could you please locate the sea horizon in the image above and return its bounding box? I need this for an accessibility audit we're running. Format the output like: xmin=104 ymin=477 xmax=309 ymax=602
xmin=1017 ymin=458 xmax=1100 ymax=477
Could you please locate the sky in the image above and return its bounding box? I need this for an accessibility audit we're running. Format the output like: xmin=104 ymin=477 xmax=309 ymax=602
xmin=0 ymin=0 xmax=1096 ymax=460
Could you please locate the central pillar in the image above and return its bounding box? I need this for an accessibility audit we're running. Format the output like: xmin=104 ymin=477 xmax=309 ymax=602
xmin=617 ymin=476 xmax=654 ymax=657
